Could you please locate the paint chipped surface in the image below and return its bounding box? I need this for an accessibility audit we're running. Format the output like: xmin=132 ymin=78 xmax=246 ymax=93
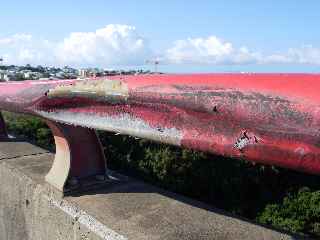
xmin=234 ymin=135 xmax=251 ymax=151
xmin=234 ymin=131 xmax=258 ymax=151
xmin=47 ymin=79 xmax=129 ymax=103
xmin=37 ymin=110 xmax=183 ymax=146
xmin=1 ymin=74 xmax=320 ymax=175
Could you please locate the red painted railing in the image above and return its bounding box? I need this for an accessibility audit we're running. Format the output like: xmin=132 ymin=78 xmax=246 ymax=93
xmin=1 ymin=74 xmax=320 ymax=192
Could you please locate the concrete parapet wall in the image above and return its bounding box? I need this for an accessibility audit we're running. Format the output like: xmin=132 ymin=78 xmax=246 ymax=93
xmin=0 ymin=141 xmax=299 ymax=239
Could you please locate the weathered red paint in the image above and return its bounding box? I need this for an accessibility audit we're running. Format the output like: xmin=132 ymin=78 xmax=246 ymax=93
xmin=1 ymin=73 xmax=320 ymax=175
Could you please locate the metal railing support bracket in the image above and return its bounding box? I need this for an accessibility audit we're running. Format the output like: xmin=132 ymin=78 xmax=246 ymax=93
xmin=45 ymin=120 xmax=107 ymax=192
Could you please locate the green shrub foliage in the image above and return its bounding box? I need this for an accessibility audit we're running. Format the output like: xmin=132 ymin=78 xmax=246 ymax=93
xmin=258 ymin=188 xmax=320 ymax=235
xmin=3 ymin=112 xmax=320 ymax=237
xmin=3 ymin=112 xmax=54 ymax=150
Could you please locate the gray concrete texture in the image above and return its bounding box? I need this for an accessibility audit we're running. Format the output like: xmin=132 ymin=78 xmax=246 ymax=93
xmin=0 ymin=140 xmax=304 ymax=239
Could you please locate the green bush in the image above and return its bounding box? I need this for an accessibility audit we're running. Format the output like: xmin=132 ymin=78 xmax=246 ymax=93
xmin=3 ymin=111 xmax=54 ymax=150
xmin=258 ymin=188 xmax=320 ymax=235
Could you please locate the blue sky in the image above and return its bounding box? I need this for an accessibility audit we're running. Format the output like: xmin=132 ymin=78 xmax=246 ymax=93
xmin=0 ymin=1 xmax=320 ymax=72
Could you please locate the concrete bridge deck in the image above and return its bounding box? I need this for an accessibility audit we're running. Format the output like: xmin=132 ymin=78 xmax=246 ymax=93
xmin=0 ymin=140 xmax=301 ymax=239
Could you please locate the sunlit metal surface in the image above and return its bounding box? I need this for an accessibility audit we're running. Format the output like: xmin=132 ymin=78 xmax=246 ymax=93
xmin=1 ymin=73 xmax=320 ymax=179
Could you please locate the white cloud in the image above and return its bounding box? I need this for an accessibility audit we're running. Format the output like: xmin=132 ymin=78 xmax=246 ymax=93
xmin=165 ymin=36 xmax=259 ymax=65
xmin=0 ymin=34 xmax=54 ymax=66
xmin=55 ymin=24 xmax=150 ymax=66
xmin=0 ymin=28 xmax=320 ymax=67
xmin=287 ymin=45 xmax=320 ymax=65
xmin=0 ymin=25 xmax=150 ymax=67
xmin=165 ymin=36 xmax=320 ymax=66
xmin=261 ymin=45 xmax=320 ymax=65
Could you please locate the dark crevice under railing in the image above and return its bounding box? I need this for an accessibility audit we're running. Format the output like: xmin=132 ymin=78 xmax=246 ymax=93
xmin=0 ymin=112 xmax=8 ymax=139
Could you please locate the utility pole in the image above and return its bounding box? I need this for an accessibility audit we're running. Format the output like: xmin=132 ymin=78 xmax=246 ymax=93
xmin=145 ymin=59 xmax=160 ymax=73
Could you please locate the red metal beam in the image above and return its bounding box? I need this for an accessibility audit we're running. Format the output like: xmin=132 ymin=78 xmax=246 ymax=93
xmin=1 ymin=74 xmax=320 ymax=190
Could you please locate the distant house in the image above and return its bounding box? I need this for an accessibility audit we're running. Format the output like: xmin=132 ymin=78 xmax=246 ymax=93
xmin=0 ymin=73 xmax=14 ymax=81
xmin=23 ymin=71 xmax=32 ymax=79
xmin=79 ymin=69 xmax=88 ymax=78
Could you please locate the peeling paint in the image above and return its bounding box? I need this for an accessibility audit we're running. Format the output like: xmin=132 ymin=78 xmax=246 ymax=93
xmin=47 ymin=79 xmax=129 ymax=103
xmin=36 ymin=110 xmax=183 ymax=146
xmin=234 ymin=131 xmax=258 ymax=151
xmin=234 ymin=135 xmax=250 ymax=151
xmin=1 ymin=74 xmax=320 ymax=176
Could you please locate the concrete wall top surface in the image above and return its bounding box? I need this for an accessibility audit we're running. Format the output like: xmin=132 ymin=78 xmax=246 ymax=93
xmin=0 ymin=140 xmax=303 ymax=240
